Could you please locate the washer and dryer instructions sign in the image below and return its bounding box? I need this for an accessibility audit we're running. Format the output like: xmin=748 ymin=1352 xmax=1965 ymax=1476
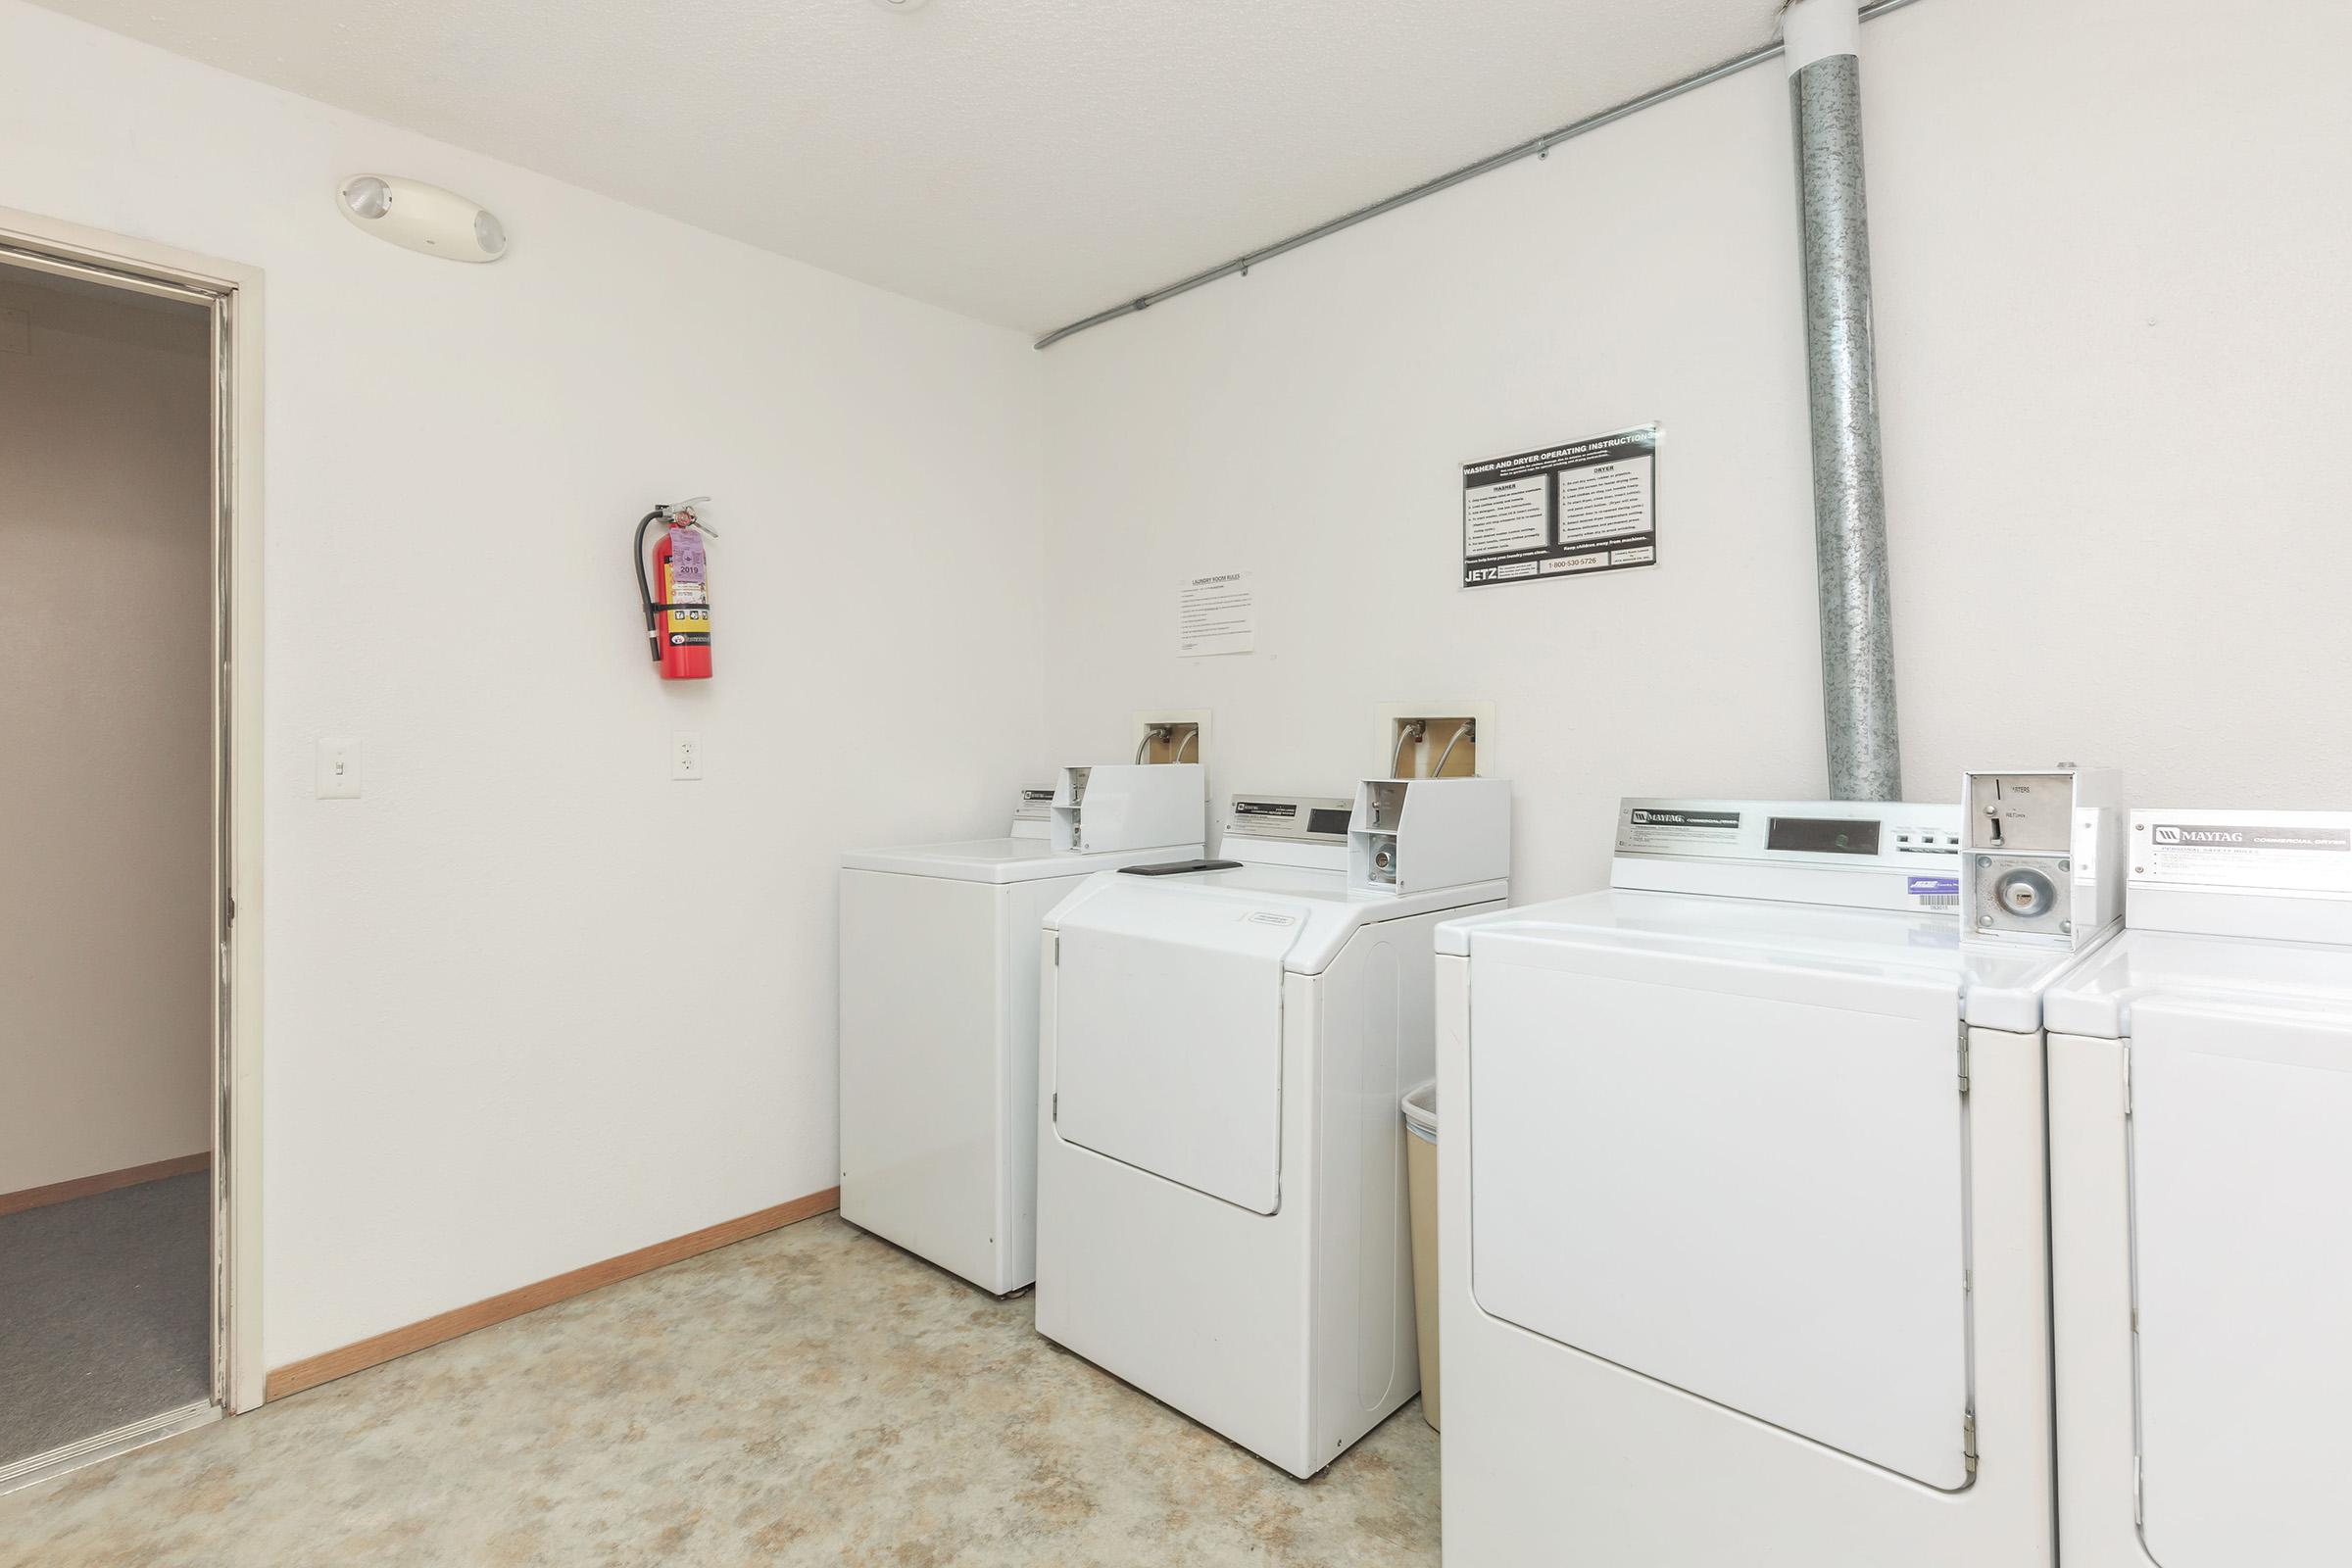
xmin=1177 ymin=571 xmax=1256 ymax=658
xmin=1462 ymin=424 xmax=1657 ymax=588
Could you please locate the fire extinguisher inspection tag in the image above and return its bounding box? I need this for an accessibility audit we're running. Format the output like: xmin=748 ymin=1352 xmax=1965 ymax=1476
xmin=667 ymin=525 xmax=707 ymax=587
xmin=665 ymin=523 xmax=710 ymax=636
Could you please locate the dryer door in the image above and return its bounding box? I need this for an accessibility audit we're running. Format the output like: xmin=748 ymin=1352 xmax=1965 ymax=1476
xmin=1467 ymin=928 xmax=1974 ymax=1488
xmin=1053 ymin=884 xmax=1300 ymax=1214
xmin=2130 ymin=1001 xmax=2352 ymax=1568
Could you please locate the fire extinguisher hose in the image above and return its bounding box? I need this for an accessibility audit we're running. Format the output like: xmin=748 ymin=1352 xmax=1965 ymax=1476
xmin=632 ymin=507 xmax=664 ymax=663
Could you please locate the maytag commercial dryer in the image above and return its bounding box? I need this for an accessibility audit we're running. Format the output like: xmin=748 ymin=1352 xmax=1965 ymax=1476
xmin=1036 ymin=777 xmax=1509 ymax=1477
xmin=1434 ymin=772 xmax=2120 ymax=1566
xmin=2046 ymin=808 xmax=2352 ymax=1568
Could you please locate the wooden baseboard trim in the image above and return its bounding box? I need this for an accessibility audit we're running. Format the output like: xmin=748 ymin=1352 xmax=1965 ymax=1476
xmin=264 ymin=1186 xmax=840 ymax=1402
xmin=0 ymin=1152 xmax=212 ymax=1218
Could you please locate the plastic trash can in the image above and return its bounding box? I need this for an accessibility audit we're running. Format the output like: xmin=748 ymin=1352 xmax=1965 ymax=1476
xmin=1402 ymin=1079 xmax=1441 ymax=1431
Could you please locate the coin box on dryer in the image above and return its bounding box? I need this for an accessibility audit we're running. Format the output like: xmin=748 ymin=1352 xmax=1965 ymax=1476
xmin=1348 ymin=776 xmax=1513 ymax=894
xmin=1051 ymin=762 xmax=1206 ymax=854
xmin=1962 ymin=768 xmax=2124 ymax=948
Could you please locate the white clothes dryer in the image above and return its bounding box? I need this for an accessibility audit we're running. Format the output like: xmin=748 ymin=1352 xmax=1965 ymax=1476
xmin=838 ymin=766 xmax=1201 ymax=1294
xmin=1435 ymin=782 xmax=2119 ymax=1567
xmin=1036 ymin=778 xmax=1510 ymax=1477
xmin=2046 ymin=808 xmax=2352 ymax=1568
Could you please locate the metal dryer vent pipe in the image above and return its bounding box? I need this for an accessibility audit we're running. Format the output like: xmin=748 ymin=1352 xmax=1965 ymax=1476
xmin=1787 ymin=0 xmax=1902 ymax=801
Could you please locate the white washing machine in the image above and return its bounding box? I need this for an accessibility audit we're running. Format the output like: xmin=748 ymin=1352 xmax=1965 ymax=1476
xmin=1434 ymin=774 xmax=2122 ymax=1566
xmin=1035 ymin=777 xmax=1510 ymax=1477
xmin=838 ymin=763 xmax=1202 ymax=1295
xmin=2046 ymin=808 xmax=2352 ymax=1568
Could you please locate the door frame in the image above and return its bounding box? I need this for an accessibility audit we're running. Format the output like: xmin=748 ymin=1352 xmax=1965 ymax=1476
xmin=0 ymin=207 xmax=266 ymax=1415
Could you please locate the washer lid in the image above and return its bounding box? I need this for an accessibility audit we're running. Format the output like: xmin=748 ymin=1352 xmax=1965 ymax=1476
xmin=1441 ymin=889 xmax=2101 ymax=1031
xmin=839 ymin=837 xmax=1200 ymax=885
xmin=2042 ymin=928 xmax=2352 ymax=1040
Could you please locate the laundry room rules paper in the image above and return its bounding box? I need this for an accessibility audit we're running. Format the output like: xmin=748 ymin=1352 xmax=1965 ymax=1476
xmin=1177 ymin=571 xmax=1256 ymax=657
xmin=1461 ymin=424 xmax=1658 ymax=588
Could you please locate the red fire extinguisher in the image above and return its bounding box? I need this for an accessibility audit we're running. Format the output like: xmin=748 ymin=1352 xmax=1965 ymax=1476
xmin=633 ymin=497 xmax=713 ymax=680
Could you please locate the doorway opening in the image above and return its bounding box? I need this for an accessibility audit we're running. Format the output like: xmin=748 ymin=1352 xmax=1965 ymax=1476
xmin=0 ymin=216 xmax=261 ymax=1493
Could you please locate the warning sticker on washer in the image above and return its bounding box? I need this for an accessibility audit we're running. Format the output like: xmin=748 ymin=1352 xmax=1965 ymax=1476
xmin=1618 ymin=806 xmax=1740 ymax=854
xmin=1463 ymin=425 xmax=1657 ymax=589
xmin=2132 ymin=810 xmax=2352 ymax=893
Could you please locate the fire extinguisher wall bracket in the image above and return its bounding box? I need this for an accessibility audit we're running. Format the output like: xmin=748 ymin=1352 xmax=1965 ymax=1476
xmin=633 ymin=500 xmax=714 ymax=680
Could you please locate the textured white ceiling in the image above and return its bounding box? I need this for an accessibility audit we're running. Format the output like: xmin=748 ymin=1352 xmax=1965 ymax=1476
xmin=31 ymin=0 xmax=1789 ymax=334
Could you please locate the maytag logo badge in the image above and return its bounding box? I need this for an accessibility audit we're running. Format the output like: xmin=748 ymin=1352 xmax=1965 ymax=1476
xmin=2153 ymin=823 xmax=2351 ymax=851
xmin=1631 ymin=808 xmax=1740 ymax=829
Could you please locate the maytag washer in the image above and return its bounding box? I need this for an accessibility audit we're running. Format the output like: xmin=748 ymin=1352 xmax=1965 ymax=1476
xmin=1036 ymin=778 xmax=1509 ymax=1477
xmin=837 ymin=764 xmax=1202 ymax=1295
xmin=1435 ymin=774 xmax=2119 ymax=1566
xmin=2046 ymin=808 xmax=2352 ymax=1568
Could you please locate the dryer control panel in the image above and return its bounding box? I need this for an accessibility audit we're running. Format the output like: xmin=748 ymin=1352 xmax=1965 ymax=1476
xmin=2124 ymin=807 xmax=2352 ymax=944
xmin=1216 ymin=792 xmax=1355 ymax=871
xmin=1225 ymin=794 xmax=1354 ymax=843
xmin=1617 ymin=799 xmax=1960 ymax=863
xmin=1010 ymin=786 xmax=1055 ymax=839
xmin=1612 ymin=798 xmax=1962 ymax=914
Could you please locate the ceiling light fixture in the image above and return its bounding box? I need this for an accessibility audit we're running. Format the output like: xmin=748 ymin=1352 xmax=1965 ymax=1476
xmin=869 ymin=0 xmax=930 ymax=12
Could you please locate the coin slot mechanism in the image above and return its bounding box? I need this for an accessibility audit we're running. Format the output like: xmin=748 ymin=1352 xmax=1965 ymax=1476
xmin=1960 ymin=766 xmax=2124 ymax=949
xmin=1967 ymin=772 xmax=2073 ymax=854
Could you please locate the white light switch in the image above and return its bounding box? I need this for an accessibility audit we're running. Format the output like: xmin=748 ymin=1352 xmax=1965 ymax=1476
xmin=316 ymin=738 xmax=362 ymax=799
xmin=672 ymin=732 xmax=703 ymax=781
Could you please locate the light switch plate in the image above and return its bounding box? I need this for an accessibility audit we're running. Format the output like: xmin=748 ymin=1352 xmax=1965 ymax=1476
xmin=672 ymin=732 xmax=703 ymax=780
xmin=316 ymin=738 xmax=362 ymax=799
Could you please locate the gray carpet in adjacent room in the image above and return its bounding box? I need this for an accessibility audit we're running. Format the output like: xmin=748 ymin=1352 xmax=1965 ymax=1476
xmin=0 ymin=1172 xmax=211 ymax=1467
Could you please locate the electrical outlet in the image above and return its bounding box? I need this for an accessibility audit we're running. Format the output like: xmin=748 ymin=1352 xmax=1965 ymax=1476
xmin=672 ymin=732 xmax=703 ymax=780
xmin=315 ymin=737 xmax=362 ymax=799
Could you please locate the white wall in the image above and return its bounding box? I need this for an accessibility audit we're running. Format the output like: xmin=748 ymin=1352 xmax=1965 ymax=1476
xmin=0 ymin=272 xmax=214 ymax=1194
xmin=0 ymin=2 xmax=1047 ymax=1365
xmin=9 ymin=0 xmax=2348 ymax=1371
xmin=1039 ymin=0 xmax=2352 ymax=904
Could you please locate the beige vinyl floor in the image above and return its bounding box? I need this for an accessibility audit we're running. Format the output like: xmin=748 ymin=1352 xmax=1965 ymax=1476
xmin=0 ymin=1211 xmax=1438 ymax=1567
